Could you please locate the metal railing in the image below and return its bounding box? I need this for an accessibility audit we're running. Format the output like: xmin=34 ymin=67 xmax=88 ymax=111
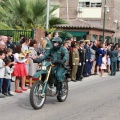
xmin=0 ymin=29 xmax=34 ymax=42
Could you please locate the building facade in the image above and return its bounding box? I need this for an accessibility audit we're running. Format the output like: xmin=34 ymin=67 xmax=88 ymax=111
xmin=51 ymin=0 xmax=120 ymax=42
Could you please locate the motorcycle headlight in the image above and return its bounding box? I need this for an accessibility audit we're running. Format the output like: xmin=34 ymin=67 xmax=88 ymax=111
xmin=41 ymin=66 xmax=47 ymax=70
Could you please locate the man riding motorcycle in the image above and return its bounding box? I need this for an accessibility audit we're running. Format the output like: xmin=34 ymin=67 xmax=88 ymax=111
xmin=33 ymin=37 xmax=68 ymax=93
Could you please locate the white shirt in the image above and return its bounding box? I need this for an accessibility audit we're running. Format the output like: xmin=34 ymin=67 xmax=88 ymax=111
xmin=0 ymin=59 xmax=5 ymax=78
xmin=21 ymin=44 xmax=28 ymax=53
xmin=4 ymin=66 xmax=13 ymax=79
xmin=14 ymin=53 xmax=27 ymax=63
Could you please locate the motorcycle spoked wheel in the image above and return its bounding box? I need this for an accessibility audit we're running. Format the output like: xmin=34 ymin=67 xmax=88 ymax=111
xmin=30 ymin=80 xmax=46 ymax=110
xmin=57 ymin=78 xmax=68 ymax=102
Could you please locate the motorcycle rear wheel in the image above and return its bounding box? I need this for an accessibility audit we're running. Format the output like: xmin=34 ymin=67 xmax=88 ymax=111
xmin=57 ymin=78 xmax=68 ymax=102
xmin=30 ymin=80 xmax=46 ymax=110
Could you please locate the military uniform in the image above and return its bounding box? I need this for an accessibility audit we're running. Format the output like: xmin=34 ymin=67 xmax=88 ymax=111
xmin=71 ymin=46 xmax=79 ymax=81
xmin=42 ymin=37 xmax=53 ymax=53
xmin=110 ymin=50 xmax=118 ymax=75
xmin=33 ymin=38 xmax=68 ymax=82
xmin=76 ymin=47 xmax=85 ymax=80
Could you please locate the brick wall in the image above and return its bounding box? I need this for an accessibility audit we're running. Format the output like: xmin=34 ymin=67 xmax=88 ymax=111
xmin=34 ymin=28 xmax=45 ymax=42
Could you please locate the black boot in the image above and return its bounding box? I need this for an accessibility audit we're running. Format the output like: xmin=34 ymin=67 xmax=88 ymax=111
xmin=8 ymin=92 xmax=14 ymax=96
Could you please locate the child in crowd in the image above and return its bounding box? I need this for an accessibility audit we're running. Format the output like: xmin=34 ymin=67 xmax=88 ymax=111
xmin=0 ymin=51 xmax=5 ymax=98
xmin=12 ymin=45 xmax=28 ymax=93
xmin=100 ymin=54 xmax=107 ymax=77
xmin=4 ymin=59 xmax=14 ymax=96
xmin=4 ymin=48 xmax=14 ymax=64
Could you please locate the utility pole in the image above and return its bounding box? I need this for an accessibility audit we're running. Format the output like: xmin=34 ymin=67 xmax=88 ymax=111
xmin=46 ymin=0 xmax=50 ymax=29
xmin=103 ymin=0 xmax=107 ymax=42
xmin=66 ymin=0 xmax=69 ymax=20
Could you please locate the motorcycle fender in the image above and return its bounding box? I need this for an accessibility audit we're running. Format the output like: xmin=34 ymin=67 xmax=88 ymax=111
xmin=33 ymin=71 xmax=47 ymax=78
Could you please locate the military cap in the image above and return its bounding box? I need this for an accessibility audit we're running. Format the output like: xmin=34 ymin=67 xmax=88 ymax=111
xmin=52 ymin=37 xmax=62 ymax=43
xmin=84 ymin=40 xmax=90 ymax=42
xmin=75 ymin=43 xmax=80 ymax=47
xmin=65 ymin=37 xmax=71 ymax=41
xmin=78 ymin=40 xmax=84 ymax=44
xmin=63 ymin=41 xmax=69 ymax=44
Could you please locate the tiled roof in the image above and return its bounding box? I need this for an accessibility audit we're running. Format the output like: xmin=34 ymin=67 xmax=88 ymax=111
xmin=54 ymin=19 xmax=115 ymax=32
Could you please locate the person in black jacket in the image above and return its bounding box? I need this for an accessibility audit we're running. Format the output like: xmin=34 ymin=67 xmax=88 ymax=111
xmin=76 ymin=41 xmax=85 ymax=81
xmin=6 ymin=36 xmax=16 ymax=53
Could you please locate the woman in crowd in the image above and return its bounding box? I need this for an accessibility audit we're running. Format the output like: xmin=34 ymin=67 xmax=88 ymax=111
xmin=28 ymin=40 xmax=38 ymax=88
xmin=96 ymin=42 xmax=106 ymax=75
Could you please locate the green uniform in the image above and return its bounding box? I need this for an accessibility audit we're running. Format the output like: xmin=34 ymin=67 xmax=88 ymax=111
xmin=34 ymin=47 xmax=68 ymax=81
xmin=44 ymin=37 xmax=53 ymax=53
xmin=110 ymin=50 xmax=118 ymax=75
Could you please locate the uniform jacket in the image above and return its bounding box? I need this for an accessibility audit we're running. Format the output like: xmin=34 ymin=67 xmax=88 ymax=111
xmin=78 ymin=47 xmax=85 ymax=63
xmin=110 ymin=50 xmax=118 ymax=62
xmin=72 ymin=48 xmax=79 ymax=65
xmin=84 ymin=45 xmax=91 ymax=61
xmin=34 ymin=47 xmax=68 ymax=64
xmin=42 ymin=37 xmax=53 ymax=51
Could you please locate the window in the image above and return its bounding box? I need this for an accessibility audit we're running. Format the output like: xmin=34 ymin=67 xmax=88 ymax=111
xmin=79 ymin=2 xmax=90 ymax=7
xmin=79 ymin=2 xmax=102 ymax=8
xmin=91 ymin=2 xmax=102 ymax=7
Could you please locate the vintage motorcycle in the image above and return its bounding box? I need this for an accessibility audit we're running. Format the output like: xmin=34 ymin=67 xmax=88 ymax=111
xmin=29 ymin=60 xmax=69 ymax=110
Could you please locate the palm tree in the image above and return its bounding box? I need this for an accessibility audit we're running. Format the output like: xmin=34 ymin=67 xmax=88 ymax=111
xmin=0 ymin=0 xmax=67 ymax=30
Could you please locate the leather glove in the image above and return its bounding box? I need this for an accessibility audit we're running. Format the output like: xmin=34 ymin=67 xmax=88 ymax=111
xmin=57 ymin=60 xmax=65 ymax=64
xmin=54 ymin=60 xmax=65 ymax=64
xmin=33 ymin=58 xmax=42 ymax=63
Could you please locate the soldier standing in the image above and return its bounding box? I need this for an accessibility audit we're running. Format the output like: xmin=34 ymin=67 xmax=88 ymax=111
xmin=76 ymin=41 xmax=85 ymax=81
xmin=42 ymin=31 xmax=52 ymax=53
xmin=71 ymin=43 xmax=79 ymax=82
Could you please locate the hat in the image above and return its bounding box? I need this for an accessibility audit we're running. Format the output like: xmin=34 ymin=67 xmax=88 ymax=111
xmin=52 ymin=37 xmax=62 ymax=43
xmin=77 ymin=40 xmax=84 ymax=44
xmin=63 ymin=41 xmax=69 ymax=44
xmin=45 ymin=31 xmax=51 ymax=37
xmin=84 ymin=40 xmax=90 ymax=43
xmin=65 ymin=37 xmax=71 ymax=41
xmin=75 ymin=43 xmax=80 ymax=47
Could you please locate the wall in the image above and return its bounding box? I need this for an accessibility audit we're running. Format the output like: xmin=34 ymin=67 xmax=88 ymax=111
xmin=78 ymin=7 xmax=101 ymax=19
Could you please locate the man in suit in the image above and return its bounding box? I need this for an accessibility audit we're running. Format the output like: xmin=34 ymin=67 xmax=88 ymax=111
xmin=76 ymin=41 xmax=85 ymax=81
xmin=83 ymin=40 xmax=91 ymax=77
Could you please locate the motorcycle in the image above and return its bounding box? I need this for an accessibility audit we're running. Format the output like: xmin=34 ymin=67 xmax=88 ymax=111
xmin=29 ymin=60 xmax=69 ymax=110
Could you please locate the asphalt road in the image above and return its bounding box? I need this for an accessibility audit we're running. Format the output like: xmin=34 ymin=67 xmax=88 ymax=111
xmin=0 ymin=72 xmax=120 ymax=120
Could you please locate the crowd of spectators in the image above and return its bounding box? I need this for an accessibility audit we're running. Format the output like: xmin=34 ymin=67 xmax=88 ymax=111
xmin=0 ymin=33 xmax=119 ymax=98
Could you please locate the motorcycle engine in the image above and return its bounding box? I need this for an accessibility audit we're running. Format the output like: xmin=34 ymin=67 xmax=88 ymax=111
xmin=46 ymin=85 xmax=56 ymax=96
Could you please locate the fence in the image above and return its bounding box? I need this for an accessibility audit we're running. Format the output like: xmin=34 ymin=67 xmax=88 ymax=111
xmin=0 ymin=29 xmax=34 ymax=42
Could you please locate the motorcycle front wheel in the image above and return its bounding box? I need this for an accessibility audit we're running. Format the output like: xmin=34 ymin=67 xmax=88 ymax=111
xmin=30 ymin=80 xmax=46 ymax=110
xmin=57 ymin=78 xmax=68 ymax=102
